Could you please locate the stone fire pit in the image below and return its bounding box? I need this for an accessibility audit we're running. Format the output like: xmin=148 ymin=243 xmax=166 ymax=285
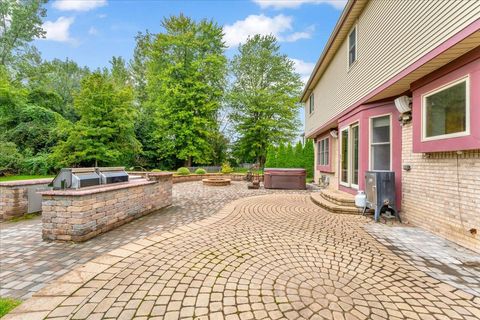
xmin=202 ymin=178 xmax=231 ymax=186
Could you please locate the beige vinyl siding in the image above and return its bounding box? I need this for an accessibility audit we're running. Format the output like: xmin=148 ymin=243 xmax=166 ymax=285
xmin=305 ymin=0 xmax=480 ymax=136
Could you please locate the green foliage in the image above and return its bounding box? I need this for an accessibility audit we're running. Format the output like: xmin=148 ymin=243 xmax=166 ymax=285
xmin=229 ymin=34 xmax=303 ymax=167
xmin=0 ymin=0 xmax=47 ymax=66
xmin=0 ymin=141 xmax=23 ymax=173
xmin=0 ymin=175 xmax=53 ymax=182
xmin=276 ymin=144 xmax=287 ymax=168
xmin=50 ymin=72 xmax=140 ymax=168
xmin=151 ymin=169 xmax=162 ymax=172
xmin=176 ymin=167 xmax=190 ymax=175
xmin=302 ymin=139 xmax=315 ymax=178
xmin=194 ymin=168 xmax=207 ymax=174
xmin=26 ymin=58 xmax=90 ymax=120
xmin=0 ymin=297 xmax=21 ymax=318
xmin=109 ymin=56 xmax=130 ymax=88
xmin=221 ymin=162 xmax=233 ymax=174
xmin=263 ymin=139 xmax=314 ymax=178
xmin=146 ymin=14 xmax=227 ymax=166
xmin=264 ymin=145 xmax=277 ymax=168
xmin=20 ymin=152 xmax=51 ymax=175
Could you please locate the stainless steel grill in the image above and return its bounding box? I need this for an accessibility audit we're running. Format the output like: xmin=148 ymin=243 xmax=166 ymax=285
xmin=97 ymin=167 xmax=129 ymax=184
xmin=50 ymin=167 xmax=128 ymax=190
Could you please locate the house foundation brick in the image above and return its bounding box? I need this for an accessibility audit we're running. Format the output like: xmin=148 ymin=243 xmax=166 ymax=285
xmin=401 ymin=123 xmax=480 ymax=253
xmin=40 ymin=173 xmax=173 ymax=242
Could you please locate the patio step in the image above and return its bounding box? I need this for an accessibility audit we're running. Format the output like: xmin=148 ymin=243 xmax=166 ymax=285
xmin=310 ymin=191 xmax=364 ymax=215
xmin=320 ymin=189 xmax=356 ymax=207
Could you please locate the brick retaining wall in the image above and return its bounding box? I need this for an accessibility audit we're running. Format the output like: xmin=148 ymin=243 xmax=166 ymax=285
xmin=40 ymin=173 xmax=172 ymax=242
xmin=402 ymin=123 xmax=480 ymax=253
xmin=0 ymin=179 xmax=52 ymax=221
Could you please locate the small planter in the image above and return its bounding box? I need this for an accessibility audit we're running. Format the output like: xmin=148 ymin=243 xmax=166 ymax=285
xmin=202 ymin=178 xmax=231 ymax=186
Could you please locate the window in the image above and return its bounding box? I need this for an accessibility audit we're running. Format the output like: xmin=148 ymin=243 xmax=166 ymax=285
xmin=351 ymin=125 xmax=359 ymax=186
xmin=309 ymin=94 xmax=314 ymax=114
xmin=340 ymin=123 xmax=359 ymax=188
xmin=317 ymin=137 xmax=329 ymax=166
xmin=348 ymin=26 xmax=357 ymax=67
xmin=423 ymin=77 xmax=469 ymax=140
xmin=341 ymin=128 xmax=349 ymax=184
xmin=370 ymin=115 xmax=391 ymax=171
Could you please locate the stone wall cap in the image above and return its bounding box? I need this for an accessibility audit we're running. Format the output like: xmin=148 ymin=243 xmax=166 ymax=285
xmin=38 ymin=179 xmax=156 ymax=196
xmin=148 ymin=172 xmax=173 ymax=177
xmin=0 ymin=178 xmax=53 ymax=187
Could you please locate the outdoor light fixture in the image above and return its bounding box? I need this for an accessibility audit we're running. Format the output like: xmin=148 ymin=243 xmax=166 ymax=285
xmin=330 ymin=129 xmax=338 ymax=138
xmin=394 ymin=95 xmax=412 ymax=113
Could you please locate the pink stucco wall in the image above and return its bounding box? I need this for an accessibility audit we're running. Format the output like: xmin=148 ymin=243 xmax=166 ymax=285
xmin=337 ymin=101 xmax=402 ymax=210
xmin=412 ymin=53 xmax=480 ymax=153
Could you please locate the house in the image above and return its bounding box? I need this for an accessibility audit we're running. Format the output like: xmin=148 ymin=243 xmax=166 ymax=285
xmin=302 ymin=0 xmax=480 ymax=253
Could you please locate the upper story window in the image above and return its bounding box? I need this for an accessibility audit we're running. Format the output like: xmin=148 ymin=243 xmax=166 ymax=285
xmin=309 ymin=93 xmax=314 ymax=114
xmin=317 ymin=137 xmax=329 ymax=166
xmin=422 ymin=76 xmax=469 ymax=141
xmin=348 ymin=25 xmax=357 ymax=67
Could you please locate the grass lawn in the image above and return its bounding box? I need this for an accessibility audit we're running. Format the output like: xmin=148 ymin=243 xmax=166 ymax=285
xmin=0 ymin=297 xmax=21 ymax=318
xmin=0 ymin=175 xmax=53 ymax=182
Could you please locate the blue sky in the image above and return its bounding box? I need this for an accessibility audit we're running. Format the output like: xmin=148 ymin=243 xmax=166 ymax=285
xmin=35 ymin=0 xmax=345 ymax=83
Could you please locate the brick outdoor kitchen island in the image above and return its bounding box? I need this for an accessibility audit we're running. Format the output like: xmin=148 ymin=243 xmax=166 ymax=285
xmin=39 ymin=172 xmax=172 ymax=241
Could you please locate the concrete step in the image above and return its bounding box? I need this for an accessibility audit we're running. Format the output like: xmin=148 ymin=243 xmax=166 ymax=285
xmin=320 ymin=189 xmax=356 ymax=207
xmin=310 ymin=193 xmax=364 ymax=215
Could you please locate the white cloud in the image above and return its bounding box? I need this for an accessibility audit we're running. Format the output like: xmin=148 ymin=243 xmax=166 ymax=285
xmin=291 ymin=58 xmax=315 ymax=84
xmin=253 ymin=0 xmax=347 ymax=10
xmin=223 ymin=14 xmax=314 ymax=48
xmin=42 ymin=16 xmax=75 ymax=43
xmin=53 ymin=0 xmax=107 ymax=12
xmin=88 ymin=26 xmax=98 ymax=35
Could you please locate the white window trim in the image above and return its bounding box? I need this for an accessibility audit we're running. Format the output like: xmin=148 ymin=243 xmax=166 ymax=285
xmin=347 ymin=24 xmax=358 ymax=70
xmin=339 ymin=126 xmax=350 ymax=187
xmin=369 ymin=114 xmax=392 ymax=171
xmin=339 ymin=122 xmax=360 ymax=189
xmin=421 ymin=75 xmax=470 ymax=142
xmin=309 ymin=93 xmax=315 ymax=115
xmin=350 ymin=123 xmax=360 ymax=190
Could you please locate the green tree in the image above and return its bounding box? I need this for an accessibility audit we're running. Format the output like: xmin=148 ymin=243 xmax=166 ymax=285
xmin=229 ymin=34 xmax=303 ymax=167
xmin=129 ymin=31 xmax=151 ymax=106
xmin=303 ymin=139 xmax=314 ymax=178
xmin=264 ymin=145 xmax=277 ymax=168
xmin=0 ymin=0 xmax=47 ymax=66
xmin=276 ymin=143 xmax=287 ymax=168
xmin=146 ymin=14 xmax=227 ymax=166
xmin=26 ymin=58 xmax=90 ymax=120
xmin=51 ymin=72 xmax=140 ymax=167
xmin=109 ymin=56 xmax=130 ymax=88
xmin=294 ymin=141 xmax=303 ymax=168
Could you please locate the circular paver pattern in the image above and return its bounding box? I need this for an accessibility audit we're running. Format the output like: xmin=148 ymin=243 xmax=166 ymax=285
xmin=0 ymin=181 xmax=312 ymax=299
xmin=7 ymin=194 xmax=479 ymax=320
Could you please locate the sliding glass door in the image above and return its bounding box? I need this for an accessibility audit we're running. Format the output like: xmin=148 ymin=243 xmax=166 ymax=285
xmin=340 ymin=123 xmax=359 ymax=188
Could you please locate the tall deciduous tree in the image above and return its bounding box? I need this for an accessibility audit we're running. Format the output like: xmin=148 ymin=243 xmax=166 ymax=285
xmin=51 ymin=72 xmax=140 ymax=167
xmin=229 ymin=34 xmax=303 ymax=167
xmin=27 ymin=58 xmax=91 ymax=120
xmin=0 ymin=0 xmax=47 ymax=66
xmin=146 ymin=14 xmax=227 ymax=167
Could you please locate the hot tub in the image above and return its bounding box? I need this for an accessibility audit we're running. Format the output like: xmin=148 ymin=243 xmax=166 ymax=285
xmin=264 ymin=168 xmax=306 ymax=190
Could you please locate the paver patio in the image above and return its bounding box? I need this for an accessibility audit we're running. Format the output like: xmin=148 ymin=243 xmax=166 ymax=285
xmin=0 ymin=182 xmax=312 ymax=299
xmin=3 ymin=191 xmax=479 ymax=320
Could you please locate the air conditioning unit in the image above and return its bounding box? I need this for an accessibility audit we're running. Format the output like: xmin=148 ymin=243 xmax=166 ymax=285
xmin=363 ymin=171 xmax=400 ymax=222
xmin=394 ymin=95 xmax=412 ymax=113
